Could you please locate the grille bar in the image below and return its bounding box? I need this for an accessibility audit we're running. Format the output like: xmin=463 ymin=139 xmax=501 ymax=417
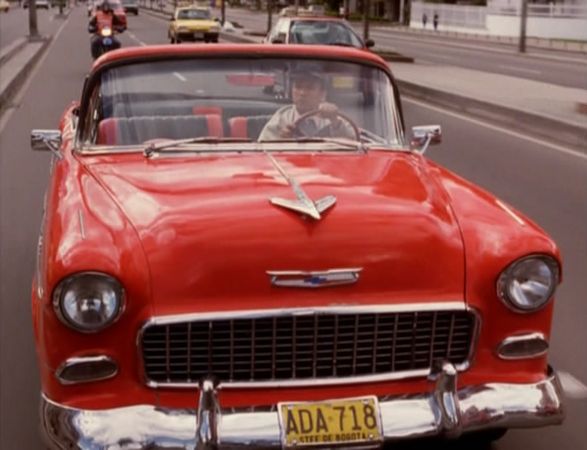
xmin=142 ymin=309 xmax=476 ymax=385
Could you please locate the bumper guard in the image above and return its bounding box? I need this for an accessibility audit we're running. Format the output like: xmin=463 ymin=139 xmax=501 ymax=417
xmin=41 ymin=363 xmax=564 ymax=449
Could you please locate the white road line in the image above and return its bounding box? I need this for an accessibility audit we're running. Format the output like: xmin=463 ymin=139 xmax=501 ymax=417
xmin=127 ymin=32 xmax=147 ymax=46
xmin=498 ymin=64 xmax=542 ymax=75
xmin=173 ymin=71 xmax=186 ymax=82
xmin=558 ymin=371 xmax=587 ymax=399
xmin=403 ymin=97 xmax=587 ymax=162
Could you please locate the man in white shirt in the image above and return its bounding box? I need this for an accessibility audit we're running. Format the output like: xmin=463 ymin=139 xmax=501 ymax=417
xmin=258 ymin=69 xmax=356 ymax=141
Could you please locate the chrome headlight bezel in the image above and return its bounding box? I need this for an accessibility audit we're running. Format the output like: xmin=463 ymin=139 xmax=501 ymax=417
xmin=53 ymin=272 xmax=125 ymax=333
xmin=497 ymin=255 xmax=560 ymax=314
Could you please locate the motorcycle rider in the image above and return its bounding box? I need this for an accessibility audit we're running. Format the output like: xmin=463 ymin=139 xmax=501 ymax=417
xmin=88 ymin=0 xmax=125 ymax=59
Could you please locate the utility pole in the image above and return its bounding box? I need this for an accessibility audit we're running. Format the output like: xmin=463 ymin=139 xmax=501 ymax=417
xmin=266 ymin=0 xmax=273 ymax=33
xmin=362 ymin=0 xmax=370 ymax=42
xmin=28 ymin=0 xmax=39 ymax=39
xmin=221 ymin=0 xmax=225 ymax=25
xmin=294 ymin=0 xmax=299 ymax=15
xmin=518 ymin=0 xmax=528 ymax=53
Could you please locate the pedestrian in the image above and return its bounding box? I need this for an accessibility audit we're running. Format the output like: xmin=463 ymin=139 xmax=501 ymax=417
xmin=422 ymin=13 xmax=427 ymax=28
xmin=433 ymin=12 xmax=439 ymax=30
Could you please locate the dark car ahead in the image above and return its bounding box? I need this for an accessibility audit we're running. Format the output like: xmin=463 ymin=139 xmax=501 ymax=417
xmin=121 ymin=0 xmax=138 ymax=14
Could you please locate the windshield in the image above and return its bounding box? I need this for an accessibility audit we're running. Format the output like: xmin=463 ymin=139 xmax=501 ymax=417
xmin=177 ymin=8 xmax=211 ymax=19
xmin=290 ymin=21 xmax=363 ymax=48
xmin=86 ymin=58 xmax=401 ymax=149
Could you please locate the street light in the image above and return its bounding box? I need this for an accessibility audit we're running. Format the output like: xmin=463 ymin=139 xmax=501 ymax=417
xmin=518 ymin=0 xmax=528 ymax=53
xmin=28 ymin=0 xmax=39 ymax=39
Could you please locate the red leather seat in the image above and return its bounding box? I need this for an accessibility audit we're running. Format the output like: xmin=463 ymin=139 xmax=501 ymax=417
xmin=228 ymin=115 xmax=271 ymax=140
xmin=97 ymin=114 xmax=223 ymax=145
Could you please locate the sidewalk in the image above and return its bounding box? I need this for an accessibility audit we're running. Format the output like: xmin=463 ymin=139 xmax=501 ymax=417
xmin=369 ymin=24 xmax=587 ymax=54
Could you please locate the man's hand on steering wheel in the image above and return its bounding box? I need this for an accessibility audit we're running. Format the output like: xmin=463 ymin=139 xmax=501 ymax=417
xmin=292 ymin=103 xmax=361 ymax=141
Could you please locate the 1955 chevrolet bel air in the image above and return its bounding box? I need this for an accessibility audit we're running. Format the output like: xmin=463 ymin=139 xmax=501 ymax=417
xmin=31 ymin=44 xmax=564 ymax=449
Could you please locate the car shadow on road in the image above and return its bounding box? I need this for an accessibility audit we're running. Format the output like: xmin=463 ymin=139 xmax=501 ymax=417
xmin=383 ymin=435 xmax=499 ymax=450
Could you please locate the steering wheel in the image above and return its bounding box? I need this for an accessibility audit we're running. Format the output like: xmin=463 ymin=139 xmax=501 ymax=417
xmin=292 ymin=109 xmax=361 ymax=141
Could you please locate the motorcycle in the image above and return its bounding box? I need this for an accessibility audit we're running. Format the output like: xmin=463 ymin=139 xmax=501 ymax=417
xmin=89 ymin=24 xmax=122 ymax=59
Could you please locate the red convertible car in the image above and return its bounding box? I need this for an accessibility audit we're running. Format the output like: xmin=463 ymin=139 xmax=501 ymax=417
xmin=32 ymin=44 xmax=564 ymax=449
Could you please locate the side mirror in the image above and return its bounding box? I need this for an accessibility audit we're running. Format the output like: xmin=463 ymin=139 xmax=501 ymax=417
xmin=365 ymin=38 xmax=375 ymax=48
xmin=271 ymin=32 xmax=286 ymax=43
xmin=411 ymin=125 xmax=442 ymax=154
xmin=31 ymin=129 xmax=62 ymax=158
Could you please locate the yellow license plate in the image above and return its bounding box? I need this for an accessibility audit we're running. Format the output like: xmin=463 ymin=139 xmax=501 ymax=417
xmin=278 ymin=396 xmax=382 ymax=448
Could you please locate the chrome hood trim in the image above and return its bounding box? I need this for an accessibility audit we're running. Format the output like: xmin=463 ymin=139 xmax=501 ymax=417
xmin=266 ymin=151 xmax=336 ymax=220
xmin=266 ymin=268 xmax=362 ymax=288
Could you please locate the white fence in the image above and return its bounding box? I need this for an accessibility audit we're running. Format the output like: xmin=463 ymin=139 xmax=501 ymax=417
xmin=489 ymin=3 xmax=587 ymax=18
xmin=410 ymin=2 xmax=487 ymax=29
xmin=410 ymin=1 xmax=587 ymax=39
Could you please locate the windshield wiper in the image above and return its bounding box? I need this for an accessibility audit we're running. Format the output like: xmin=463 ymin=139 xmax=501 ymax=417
xmin=260 ymin=137 xmax=363 ymax=152
xmin=144 ymin=137 xmax=252 ymax=157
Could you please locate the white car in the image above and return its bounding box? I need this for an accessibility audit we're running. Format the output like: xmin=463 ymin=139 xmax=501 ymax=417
xmin=24 ymin=0 xmax=50 ymax=8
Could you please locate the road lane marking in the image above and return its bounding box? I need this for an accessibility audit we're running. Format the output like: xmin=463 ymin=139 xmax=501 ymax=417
xmin=558 ymin=371 xmax=587 ymax=399
xmin=403 ymin=97 xmax=587 ymax=162
xmin=127 ymin=32 xmax=147 ymax=46
xmin=498 ymin=64 xmax=542 ymax=75
xmin=173 ymin=72 xmax=186 ymax=82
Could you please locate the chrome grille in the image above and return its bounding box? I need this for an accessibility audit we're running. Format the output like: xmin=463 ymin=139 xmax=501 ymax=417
xmin=141 ymin=310 xmax=475 ymax=385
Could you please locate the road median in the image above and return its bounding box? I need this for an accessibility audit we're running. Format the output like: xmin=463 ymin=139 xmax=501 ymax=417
xmin=0 ymin=37 xmax=51 ymax=115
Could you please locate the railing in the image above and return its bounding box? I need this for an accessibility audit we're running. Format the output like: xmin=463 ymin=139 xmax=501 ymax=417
xmin=488 ymin=3 xmax=587 ymax=18
xmin=410 ymin=2 xmax=487 ymax=29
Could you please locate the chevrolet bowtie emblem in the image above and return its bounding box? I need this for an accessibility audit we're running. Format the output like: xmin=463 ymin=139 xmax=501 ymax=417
xmin=266 ymin=152 xmax=336 ymax=220
xmin=267 ymin=269 xmax=363 ymax=288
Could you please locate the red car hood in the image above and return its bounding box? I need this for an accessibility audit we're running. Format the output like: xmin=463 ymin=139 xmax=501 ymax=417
xmin=85 ymin=151 xmax=465 ymax=313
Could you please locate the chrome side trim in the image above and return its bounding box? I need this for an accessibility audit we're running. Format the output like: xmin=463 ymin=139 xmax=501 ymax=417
xmin=40 ymin=366 xmax=565 ymax=450
xmin=78 ymin=210 xmax=86 ymax=240
xmin=497 ymin=332 xmax=549 ymax=360
xmin=55 ymin=356 xmax=118 ymax=385
xmin=267 ymin=268 xmax=362 ymax=288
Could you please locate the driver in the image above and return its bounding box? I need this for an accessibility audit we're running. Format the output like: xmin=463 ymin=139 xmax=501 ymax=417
xmin=89 ymin=0 xmax=124 ymax=59
xmin=258 ymin=67 xmax=356 ymax=141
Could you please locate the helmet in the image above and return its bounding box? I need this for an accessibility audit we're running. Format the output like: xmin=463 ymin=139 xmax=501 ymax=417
xmin=100 ymin=0 xmax=112 ymax=12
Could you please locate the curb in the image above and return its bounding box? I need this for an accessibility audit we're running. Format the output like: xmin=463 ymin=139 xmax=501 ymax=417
xmin=0 ymin=38 xmax=28 ymax=67
xmin=396 ymin=79 xmax=587 ymax=152
xmin=0 ymin=36 xmax=52 ymax=115
xmin=219 ymin=31 xmax=415 ymax=62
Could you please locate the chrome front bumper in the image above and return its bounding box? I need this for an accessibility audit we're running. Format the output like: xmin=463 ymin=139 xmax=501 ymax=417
xmin=41 ymin=364 xmax=564 ymax=450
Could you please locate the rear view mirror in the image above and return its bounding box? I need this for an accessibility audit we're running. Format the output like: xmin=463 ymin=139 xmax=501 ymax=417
xmin=31 ymin=129 xmax=62 ymax=158
xmin=411 ymin=125 xmax=442 ymax=154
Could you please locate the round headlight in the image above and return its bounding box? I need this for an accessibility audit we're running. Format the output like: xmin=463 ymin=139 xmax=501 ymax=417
xmin=497 ymin=255 xmax=559 ymax=313
xmin=53 ymin=273 xmax=125 ymax=333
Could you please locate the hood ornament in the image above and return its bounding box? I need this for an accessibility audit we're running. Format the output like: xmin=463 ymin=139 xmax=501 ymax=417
xmin=266 ymin=152 xmax=336 ymax=220
xmin=267 ymin=268 xmax=363 ymax=288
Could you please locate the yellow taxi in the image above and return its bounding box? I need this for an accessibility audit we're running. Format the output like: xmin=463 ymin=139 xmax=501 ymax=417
xmin=168 ymin=6 xmax=220 ymax=43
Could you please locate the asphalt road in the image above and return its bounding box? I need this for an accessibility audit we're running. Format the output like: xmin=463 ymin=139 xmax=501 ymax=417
xmin=0 ymin=6 xmax=586 ymax=449
xmin=216 ymin=7 xmax=587 ymax=89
